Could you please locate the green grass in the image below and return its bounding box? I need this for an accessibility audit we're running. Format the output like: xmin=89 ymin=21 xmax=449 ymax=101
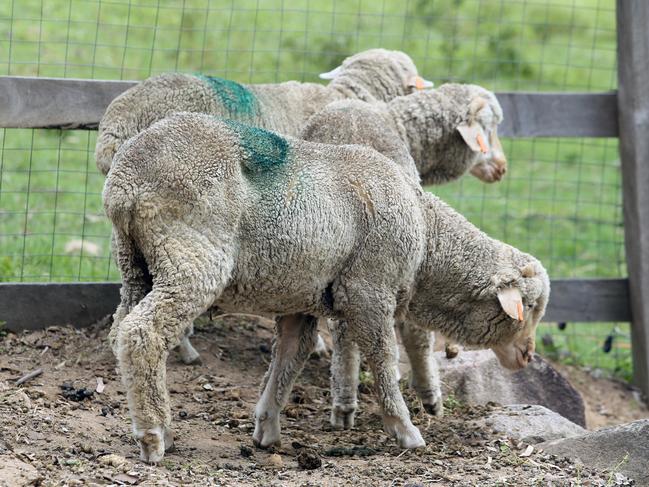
xmin=0 ymin=0 xmax=631 ymax=378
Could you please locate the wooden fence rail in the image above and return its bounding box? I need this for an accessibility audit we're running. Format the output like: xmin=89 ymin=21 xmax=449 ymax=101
xmin=0 ymin=279 xmax=632 ymax=333
xmin=0 ymin=76 xmax=619 ymax=137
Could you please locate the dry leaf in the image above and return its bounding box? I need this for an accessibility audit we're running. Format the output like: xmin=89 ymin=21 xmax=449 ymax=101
xmin=519 ymin=445 xmax=534 ymax=457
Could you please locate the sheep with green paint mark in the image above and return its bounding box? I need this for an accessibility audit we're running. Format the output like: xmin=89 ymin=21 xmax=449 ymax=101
xmin=104 ymin=112 xmax=548 ymax=463
xmin=95 ymin=48 xmax=432 ymax=176
xmin=299 ymin=82 xmax=508 ymax=423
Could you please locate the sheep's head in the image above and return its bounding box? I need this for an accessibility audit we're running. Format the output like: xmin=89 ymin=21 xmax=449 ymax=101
xmin=488 ymin=259 xmax=550 ymax=370
xmin=321 ymin=48 xmax=433 ymax=101
xmin=456 ymin=87 xmax=507 ymax=183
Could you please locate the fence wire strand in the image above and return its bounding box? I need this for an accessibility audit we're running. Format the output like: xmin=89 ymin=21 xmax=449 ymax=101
xmin=0 ymin=0 xmax=629 ymax=378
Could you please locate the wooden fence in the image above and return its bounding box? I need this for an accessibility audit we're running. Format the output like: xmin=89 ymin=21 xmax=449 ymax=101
xmin=0 ymin=1 xmax=647 ymax=394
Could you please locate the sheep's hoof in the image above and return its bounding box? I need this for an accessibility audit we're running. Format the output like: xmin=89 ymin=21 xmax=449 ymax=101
xmin=180 ymin=353 xmax=203 ymax=366
xmin=310 ymin=334 xmax=330 ymax=359
xmin=252 ymin=411 xmax=281 ymax=449
xmin=384 ymin=417 xmax=426 ymax=449
xmin=330 ymin=405 xmax=356 ymax=430
xmin=137 ymin=426 xmax=172 ymax=464
xmin=423 ymin=400 xmax=444 ymax=417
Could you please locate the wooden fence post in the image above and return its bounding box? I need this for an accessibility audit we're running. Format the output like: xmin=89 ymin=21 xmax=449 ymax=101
xmin=617 ymin=0 xmax=649 ymax=397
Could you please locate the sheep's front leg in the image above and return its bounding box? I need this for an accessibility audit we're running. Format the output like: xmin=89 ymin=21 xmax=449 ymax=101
xmin=349 ymin=316 xmax=425 ymax=449
xmin=253 ymin=314 xmax=318 ymax=448
xmin=398 ymin=321 xmax=443 ymax=416
xmin=329 ymin=319 xmax=361 ymax=429
xmin=177 ymin=324 xmax=201 ymax=365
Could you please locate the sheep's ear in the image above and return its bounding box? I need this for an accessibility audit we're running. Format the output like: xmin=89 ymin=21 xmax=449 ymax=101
xmin=319 ymin=65 xmax=343 ymax=80
xmin=497 ymin=287 xmax=524 ymax=321
xmin=520 ymin=263 xmax=536 ymax=278
xmin=469 ymin=96 xmax=488 ymax=117
xmin=457 ymin=122 xmax=489 ymax=153
xmin=407 ymin=75 xmax=434 ymax=90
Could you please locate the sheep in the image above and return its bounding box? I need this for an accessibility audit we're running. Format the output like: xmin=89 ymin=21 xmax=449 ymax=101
xmin=299 ymin=82 xmax=507 ymax=422
xmin=95 ymin=48 xmax=432 ymax=176
xmin=103 ymin=112 xmax=549 ymax=462
xmin=96 ymin=48 xmax=431 ymax=365
xmin=300 ymin=82 xmax=508 ymax=186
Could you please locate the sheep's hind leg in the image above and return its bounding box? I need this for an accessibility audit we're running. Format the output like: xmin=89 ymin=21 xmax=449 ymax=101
xmin=253 ymin=314 xmax=318 ymax=448
xmin=398 ymin=321 xmax=443 ymax=416
xmin=347 ymin=314 xmax=425 ymax=449
xmin=329 ymin=319 xmax=360 ymax=429
xmin=116 ymin=253 xmax=226 ymax=463
xmin=109 ymin=229 xmax=150 ymax=355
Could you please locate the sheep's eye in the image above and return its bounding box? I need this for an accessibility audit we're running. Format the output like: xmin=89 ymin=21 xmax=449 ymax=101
xmin=526 ymin=304 xmax=534 ymax=309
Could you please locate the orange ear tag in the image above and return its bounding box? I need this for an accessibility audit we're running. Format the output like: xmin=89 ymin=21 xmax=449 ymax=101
xmin=476 ymin=133 xmax=488 ymax=153
xmin=415 ymin=76 xmax=425 ymax=90
xmin=516 ymin=302 xmax=524 ymax=321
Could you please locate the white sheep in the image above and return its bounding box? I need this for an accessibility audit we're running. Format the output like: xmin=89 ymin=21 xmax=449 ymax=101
xmin=299 ymin=82 xmax=507 ymax=422
xmin=96 ymin=48 xmax=432 ymax=365
xmin=301 ymin=83 xmax=508 ymax=186
xmin=103 ymin=113 xmax=549 ymax=462
xmin=95 ymin=48 xmax=432 ymax=175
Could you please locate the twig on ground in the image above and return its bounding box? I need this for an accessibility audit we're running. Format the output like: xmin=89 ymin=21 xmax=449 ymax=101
xmin=16 ymin=368 xmax=43 ymax=385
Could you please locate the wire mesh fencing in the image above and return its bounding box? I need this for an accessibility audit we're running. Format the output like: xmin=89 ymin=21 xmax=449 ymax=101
xmin=0 ymin=0 xmax=629 ymax=377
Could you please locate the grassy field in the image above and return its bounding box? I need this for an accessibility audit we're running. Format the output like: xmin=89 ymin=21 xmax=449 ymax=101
xmin=0 ymin=0 xmax=630 ymax=378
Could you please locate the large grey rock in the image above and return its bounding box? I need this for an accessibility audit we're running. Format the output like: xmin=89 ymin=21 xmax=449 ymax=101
xmin=0 ymin=455 xmax=42 ymax=486
xmin=473 ymin=404 xmax=586 ymax=444
xmin=541 ymin=419 xmax=649 ymax=485
xmin=437 ymin=350 xmax=586 ymax=426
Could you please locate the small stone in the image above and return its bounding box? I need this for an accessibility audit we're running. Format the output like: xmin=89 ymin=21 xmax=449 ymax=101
xmin=259 ymin=343 xmax=271 ymax=354
xmin=98 ymin=454 xmax=127 ymax=468
xmin=297 ymin=449 xmax=321 ymax=470
xmin=179 ymin=410 xmax=188 ymax=419
xmin=80 ymin=443 xmax=94 ymax=454
xmin=266 ymin=453 xmax=283 ymax=468
xmin=239 ymin=445 xmax=253 ymax=458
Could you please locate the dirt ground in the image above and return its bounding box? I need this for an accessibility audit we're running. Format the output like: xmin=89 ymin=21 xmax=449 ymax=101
xmin=0 ymin=316 xmax=639 ymax=486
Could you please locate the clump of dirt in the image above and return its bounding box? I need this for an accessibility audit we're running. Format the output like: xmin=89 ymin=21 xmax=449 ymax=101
xmin=0 ymin=317 xmax=635 ymax=485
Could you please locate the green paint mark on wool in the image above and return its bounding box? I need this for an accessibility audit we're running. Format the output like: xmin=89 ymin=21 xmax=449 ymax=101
xmin=196 ymin=74 xmax=258 ymax=116
xmin=224 ymin=119 xmax=290 ymax=171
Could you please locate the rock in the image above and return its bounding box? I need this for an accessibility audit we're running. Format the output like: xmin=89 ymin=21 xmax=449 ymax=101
xmin=436 ymin=350 xmax=586 ymax=426
xmin=239 ymin=445 xmax=253 ymax=458
xmin=540 ymin=419 xmax=649 ymax=485
xmin=266 ymin=453 xmax=283 ymax=468
xmin=98 ymin=453 xmax=127 ymax=468
xmin=0 ymin=455 xmax=42 ymax=486
xmin=297 ymin=449 xmax=322 ymax=470
xmin=472 ymin=404 xmax=586 ymax=444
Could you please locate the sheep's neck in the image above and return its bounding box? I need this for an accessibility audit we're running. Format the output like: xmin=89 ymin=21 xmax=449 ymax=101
xmin=388 ymin=91 xmax=475 ymax=184
xmin=413 ymin=193 xmax=500 ymax=316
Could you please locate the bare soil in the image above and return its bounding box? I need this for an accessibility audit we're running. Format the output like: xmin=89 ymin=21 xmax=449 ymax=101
xmin=0 ymin=316 xmax=636 ymax=486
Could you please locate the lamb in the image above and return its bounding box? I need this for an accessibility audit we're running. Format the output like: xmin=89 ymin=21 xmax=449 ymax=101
xmin=300 ymin=83 xmax=508 ymax=186
xmin=95 ymin=48 xmax=432 ymax=176
xmin=103 ymin=113 xmax=549 ymax=462
xmin=96 ymin=48 xmax=431 ymax=366
xmin=299 ymin=82 xmax=507 ymax=422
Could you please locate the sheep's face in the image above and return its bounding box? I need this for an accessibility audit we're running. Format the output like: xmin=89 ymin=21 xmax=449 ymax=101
xmin=320 ymin=48 xmax=433 ymax=99
xmin=489 ymin=262 xmax=550 ymax=370
xmin=457 ymin=90 xmax=507 ymax=183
